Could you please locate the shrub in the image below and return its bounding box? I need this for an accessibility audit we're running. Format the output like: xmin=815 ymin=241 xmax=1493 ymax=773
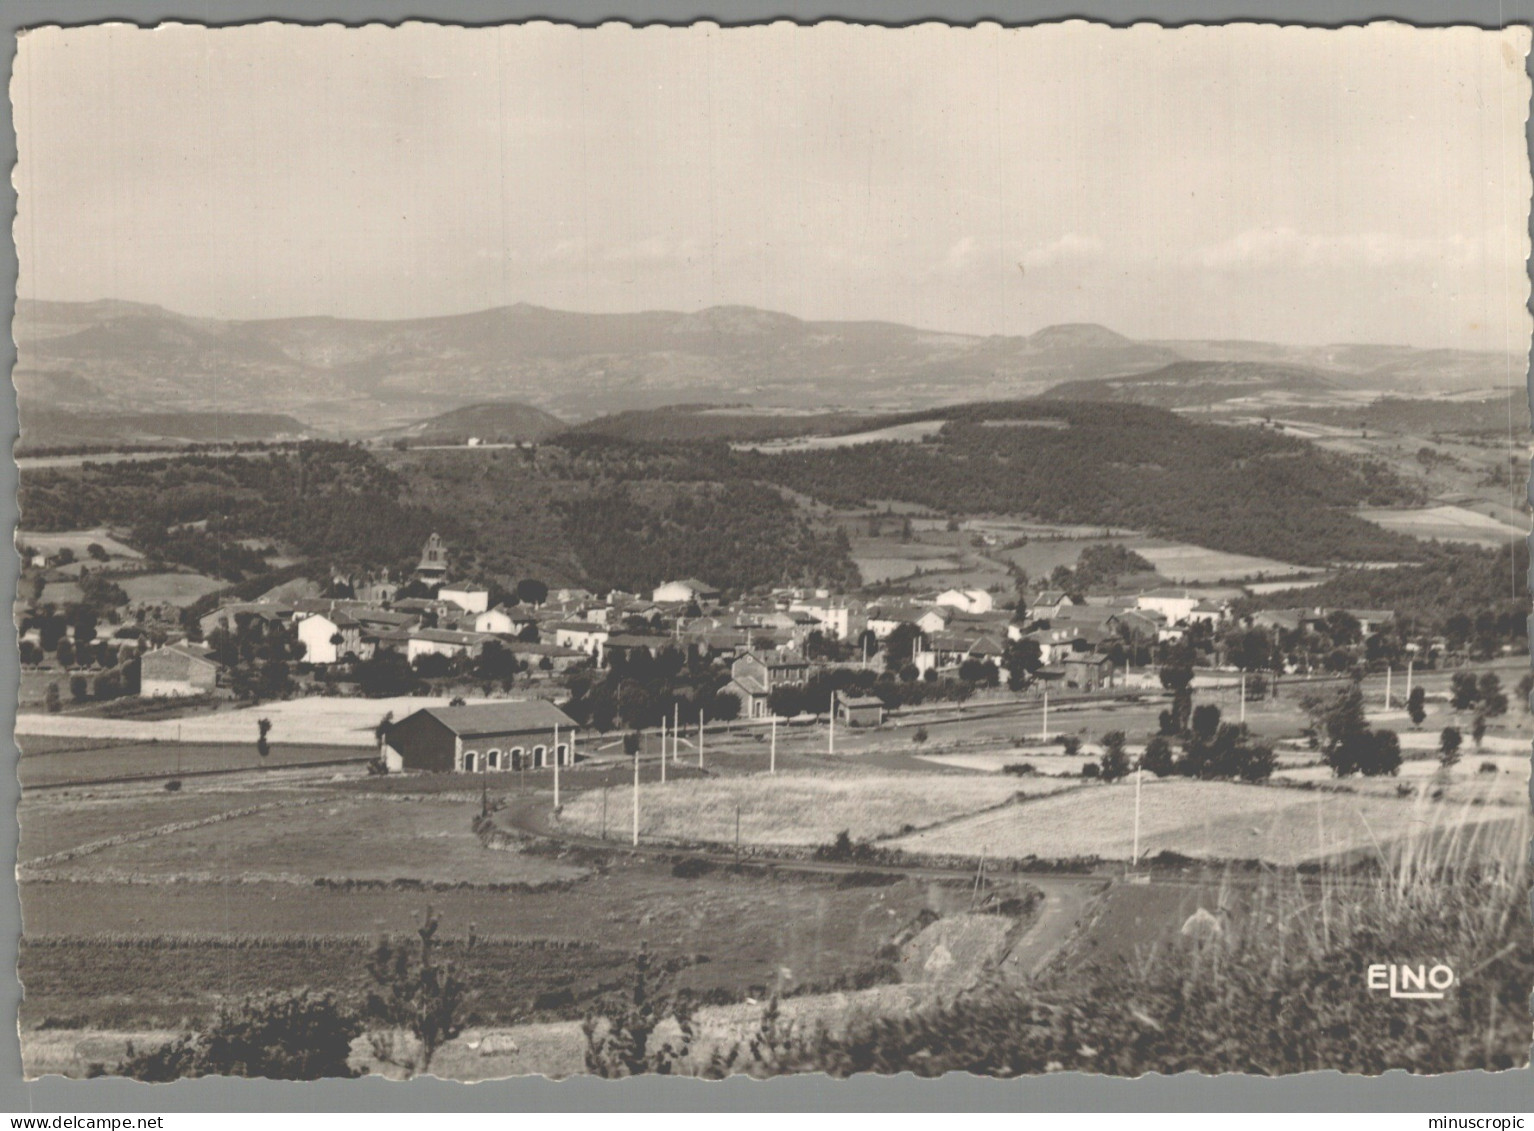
xmin=1479 ymin=761 xmax=1499 ymax=775
xmin=116 ymin=990 xmax=362 ymax=1080
xmin=44 ymin=682 xmax=61 ymax=713
xmin=1439 ymin=726 xmax=1462 ymax=769
xmin=1002 ymin=762 xmax=1037 ymax=777
xmin=163 ymin=780 xmax=182 ymax=793
xmin=1060 ymin=736 xmax=1080 ymax=757
xmin=1098 ymin=732 xmax=1129 ymax=781
xmin=1080 ymin=761 xmax=1100 ymax=779
xmin=1141 ymin=735 xmax=1176 ymax=777
xmin=911 ymin=726 xmax=928 ymax=745
xmin=671 ymin=857 xmax=716 ymax=879
xmin=363 ymin=905 xmax=471 ymax=1078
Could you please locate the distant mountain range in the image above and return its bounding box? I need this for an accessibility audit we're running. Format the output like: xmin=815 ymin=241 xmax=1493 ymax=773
xmin=13 ymin=298 xmax=1521 ymax=439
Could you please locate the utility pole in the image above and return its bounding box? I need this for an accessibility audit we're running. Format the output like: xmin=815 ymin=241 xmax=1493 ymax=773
xmin=828 ymin=690 xmax=836 ymax=755
xmin=1041 ymin=687 xmax=1049 ymax=741
xmin=1406 ymin=658 xmax=1414 ymax=702
xmin=770 ymin=715 xmax=777 ymax=774
xmin=660 ymin=716 xmax=667 ymax=783
xmin=1385 ymin=666 xmax=1392 ymax=710
xmin=601 ymin=786 xmax=608 ymax=841
xmin=552 ymin=723 xmax=560 ymax=810
xmin=673 ymin=704 xmax=680 ymax=764
xmin=734 ymin=804 xmax=741 ymax=870
xmin=632 ymin=740 xmax=640 ymax=847
xmin=1239 ymin=672 xmax=1246 ymax=725
xmin=698 ymin=713 xmax=704 ymax=769
xmin=1132 ymin=760 xmax=1143 ymax=868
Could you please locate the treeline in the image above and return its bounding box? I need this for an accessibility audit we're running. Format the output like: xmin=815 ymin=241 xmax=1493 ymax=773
xmin=1243 ymin=541 xmax=1529 ymax=654
xmin=735 ymin=401 xmax=1424 ymax=567
xmin=20 ymin=444 xmax=471 ymax=582
xmin=556 ymin=483 xmax=860 ymax=595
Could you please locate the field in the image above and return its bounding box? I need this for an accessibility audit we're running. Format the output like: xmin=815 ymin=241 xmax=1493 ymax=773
xmin=41 ymin=795 xmax=586 ymax=887
xmin=1356 ymin=504 xmax=1527 ymax=548
xmin=888 ymin=778 xmax=1521 ymax=866
xmin=15 ymin=693 xmax=500 ymax=747
xmin=1130 ymin=540 xmax=1311 ymax=583
xmin=117 ymin=571 xmax=225 ymax=606
xmin=17 ymin=741 xmax=370 ymax=788
xmin=18 ymin=528 xmax=140 ymax=558
xmin=735 ymin=420 xmax=946 ymax=452
xmin=19 ymin=785 xmax=307 ymax=863
xmin=556 ymin=771 xmax=1072 ymax=847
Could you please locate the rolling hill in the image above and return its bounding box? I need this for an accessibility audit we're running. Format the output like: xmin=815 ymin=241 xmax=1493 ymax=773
xmin=1044 ymin=360 xmax=1343 ymax=409
xmin=14 ymin=299 xmax=1519 ymax=437
xmin=382 ymin=401 xmax=567 ymax=444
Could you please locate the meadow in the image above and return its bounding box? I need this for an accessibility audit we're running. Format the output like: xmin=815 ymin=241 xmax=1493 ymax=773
xmin=17 ymin=741 xmax=370 ymax=788
xmin=1356 ymin=504 xmax=1527 ymax=548
xmin=40 ymin=795 xmax=586 ymax=887
xmin=117 ymin=571 xmax=226 ymax=606
xmin=888 ymin=777 xmax=1520 ymax=866
xmin=556 ymin=771 xmax=1071 ymax=847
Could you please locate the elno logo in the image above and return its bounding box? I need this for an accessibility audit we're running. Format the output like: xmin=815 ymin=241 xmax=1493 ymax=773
xmin=1368 ymin=963 xmax=1455 ymax=1000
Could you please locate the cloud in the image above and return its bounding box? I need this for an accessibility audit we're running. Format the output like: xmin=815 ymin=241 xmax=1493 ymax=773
xmin=1188 ymin=226 xmax=1489 ymax=271
xmin=1020 ymin=233 xmax=1105 ymax=271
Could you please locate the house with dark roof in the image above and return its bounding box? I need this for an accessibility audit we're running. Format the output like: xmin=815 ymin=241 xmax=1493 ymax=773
xmin=836 ymin=695 xmax=885 ymax=728
xmin=724 ymin=650 xmax=810 ymax=719
xmin=382 ymin=700 xmax=580 ymax=773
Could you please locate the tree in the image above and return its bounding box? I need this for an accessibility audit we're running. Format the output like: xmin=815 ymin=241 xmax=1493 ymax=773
xmin=1477 ymin=673 xmax=1507 ymax=718
xmin=1471 ymin=712 xmax=1487 ymax=750
xmin=1450 ymin=672 xmax=1480 ymax=712
xmin=364 ymin=906 xmax=470 ymax=1078
xmin=1439 ymin=725 xmax=1462 ymax=769
xmin=256 ymin=718 xmax=273 ymax=759
xmin=515 ymin=578 xmax=549 ymax=607
xmin=116 ymin=991 xmax=362 ymax=1081
xmin=1060 ymin=735 xmax=1081 ymax=757
xmin=1406 ymin=685 xmax=1427 ymax=727
xmin=884 ymin=623 xmax=923 ymax=671
xmin=374 ymin=711 xmax=395 ymax=746
xmin=1518 ymin=671 xmax=1534 ymax=714
xmin=44 ymin=681 xmax=61 ymax=713
xmin=1141 ymin=735 xmax=1176 ymax=777
xmin=1002 ymin=636 xmax=1043 ymax=691
xmin=582 ymin=944 xmax=696 ymax=1077
xmin=356 ymin=651 xmax=420 ymax=698
xmin=69 ymin=674 xmax=89 ymax=702
xmin=1189 ymin=704 xmax=1221 ymax=746
xmin=1098 ymin=732 xmax=1130 ymax=782
xmin=1360 ymin=729 xmax=1402 ymax=777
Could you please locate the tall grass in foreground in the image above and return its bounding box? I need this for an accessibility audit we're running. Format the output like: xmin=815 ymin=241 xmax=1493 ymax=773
xmin=700 ymin=801 xmax=1531 ymax=1077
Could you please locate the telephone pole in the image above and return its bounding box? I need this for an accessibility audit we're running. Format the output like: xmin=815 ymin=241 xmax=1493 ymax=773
xmin=770 ymin=715 xmax=777 ymax=774
xmin=660 ymin=716 xmax=667 ymax=783
xmin=632 ymin=739 xmax=640 ymax=847
xmin=552 ymin=723 xmax=560 ymax=810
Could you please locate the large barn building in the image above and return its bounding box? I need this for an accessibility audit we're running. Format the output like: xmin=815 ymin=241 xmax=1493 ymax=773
xmin=382 ymin=700 xmax=579 ymax=773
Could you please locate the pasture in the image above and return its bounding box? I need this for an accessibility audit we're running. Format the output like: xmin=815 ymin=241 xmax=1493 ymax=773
xmin=556 ymin=772 xmax=1070 ymax=847
xmin=17 ymin=740 xmax=370 ymax=788
xmin=18 ymin=528 xmax=141 ymax=559
xmin=1356 ymin=504 xmax=1527 ymax=548
xmin=41 ymin=795 xmax=586 ymax=887
xmin=117 ymin=571 xmax=225 ymax=606
xmin=1130 ymin=540 xmax=1309 ymax=583
xmin=735 ymin=420 xmax=946 ymax=453
xmin=15 ymin=693 xmax=506 ymax=747
xmin=888 ymin=778 xmax=1520 ymax=866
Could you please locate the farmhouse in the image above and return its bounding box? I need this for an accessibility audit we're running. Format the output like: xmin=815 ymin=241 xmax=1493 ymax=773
xmin=474 ymin=605 xmax=534 ymax=635
xmin=935 ymin=587 xmax=994 ymax=614
xmin=546 ymin=620 xmax=610 ymax=660
xmin=295 ymin=611 xmax=365 ymax=665
xmin=140 ymin=643 xmax=221 ymax=698
xmin=382 ymin=700 xmax=579 ymax=773
xmin=651 ymin=578 xmax=721 ymax=605
xmin=725 ymin=649 xmax=811 ymax=719
xmin=406 ymin=628 xmax=494 ymax=662
xmin=788 ymin=596 xmax=866 ymax=640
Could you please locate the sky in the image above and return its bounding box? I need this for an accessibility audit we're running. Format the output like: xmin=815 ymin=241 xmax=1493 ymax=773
xmin=12 ymin=20 xmax=1532 ymax=350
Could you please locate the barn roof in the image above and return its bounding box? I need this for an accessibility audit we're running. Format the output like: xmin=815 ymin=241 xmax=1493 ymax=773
xmin=420 ymin=700 xmax=578 ymax=737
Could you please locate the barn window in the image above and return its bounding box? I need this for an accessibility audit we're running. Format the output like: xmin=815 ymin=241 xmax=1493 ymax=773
xmin=532 ymin=744 xmax=548 ymax=768
xmin=555 ymin=742 xmax=570 ymax=766
xmin=462 ymin=750 xmax=479 ymax=772
xmin=509 ymin=746 xmax=525 ymax=770
xmin=487 ymin=749 xmax=501 ymax=770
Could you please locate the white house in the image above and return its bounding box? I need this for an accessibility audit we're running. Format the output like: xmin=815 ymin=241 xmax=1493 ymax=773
xmin=295 ymin=612 xmax=363 ymax=665
xmin=788 ymin=596 xmax=866 ymax=640
xmin=407 ymin=628 xmax=494 ymax=663
xmin=1135 ymin=589 xmax=1202 ymax=625
xmin=438 ymin=587 xmax=490 ymax=615
xmin=548 ymin=620 xmax=610 ymax=661
xmin=935 ymin=588 xmax=994 ymax=614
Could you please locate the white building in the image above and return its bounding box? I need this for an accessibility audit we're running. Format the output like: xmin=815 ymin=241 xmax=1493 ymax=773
xmin=651 ymin=578 xmax=721 ymax=604
xmin=295 ymin=612 xmax=362 ymax=665
xmin=439 ymin=587 xmax=490 ymax=615
xmin=935 ymin=588 xmax=994 ymax=614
